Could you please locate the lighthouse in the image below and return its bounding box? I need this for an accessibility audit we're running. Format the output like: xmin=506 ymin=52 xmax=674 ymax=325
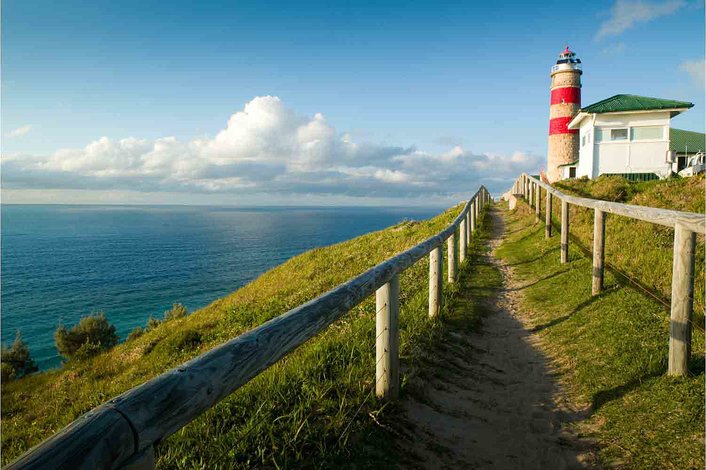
xmin=547 ymin=46 xmax=582 ymax=182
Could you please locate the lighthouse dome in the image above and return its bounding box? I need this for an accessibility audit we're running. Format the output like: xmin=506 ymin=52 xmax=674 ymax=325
xmin=551 ymin=46 xmax=582 ymax=75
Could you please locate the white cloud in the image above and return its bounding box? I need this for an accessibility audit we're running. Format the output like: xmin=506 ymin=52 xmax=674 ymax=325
xmin=680 ymin=59 xmax=705 ymax=87
xmin=596 ymin=0 xmax=685 ymax=40
xmin=6 ymin=125 xmax=32 ymax=138
xmin=2 ymin=96 xmax=543 ymax=200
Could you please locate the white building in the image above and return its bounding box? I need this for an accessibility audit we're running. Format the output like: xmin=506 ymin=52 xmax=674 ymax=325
xmin=563 ymin=94 xmax=698 ymax=180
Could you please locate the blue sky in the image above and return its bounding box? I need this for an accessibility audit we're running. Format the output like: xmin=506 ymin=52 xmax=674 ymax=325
xmin=2 ymin=0 xmax=704 ymax=204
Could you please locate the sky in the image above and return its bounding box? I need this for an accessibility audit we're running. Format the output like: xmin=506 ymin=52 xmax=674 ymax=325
xmin=2 ymin=0 xmax=704 ymax=205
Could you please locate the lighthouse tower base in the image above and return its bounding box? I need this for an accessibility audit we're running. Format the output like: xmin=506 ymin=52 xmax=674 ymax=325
xmin=547 ymin=134 xmax=579 ymax=182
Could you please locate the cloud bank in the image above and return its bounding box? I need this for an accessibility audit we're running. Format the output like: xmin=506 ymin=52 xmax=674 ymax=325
xmin=596 ymin=0 xmax=685 ymax=40
xmin=2 ymin=96 xmax=541 ymax=201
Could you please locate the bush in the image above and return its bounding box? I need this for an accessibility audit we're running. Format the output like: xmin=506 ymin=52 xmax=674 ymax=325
xmin=127 ymin=327 xmax=144 ymax=341
xmin=1 ymin=363 xmax=16 ymax=382
xmin=1 ymin=331 xmax=38 ymax=381
xmin=146 ymin=316 xmax=161 ymax=331
xmin=54 ymin=313 xmax=118 ymax=361
xmin=164 ymin=303 xmax=188 ymax=322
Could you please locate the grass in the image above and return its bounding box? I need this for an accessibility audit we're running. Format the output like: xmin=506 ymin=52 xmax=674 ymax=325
xmin=554 ymin=175 xmax=705 ymax=318
xmin=1 ymin=203 xmax=492 ymax=468
xmin=496 ymin=198 xmax=705 ymax=469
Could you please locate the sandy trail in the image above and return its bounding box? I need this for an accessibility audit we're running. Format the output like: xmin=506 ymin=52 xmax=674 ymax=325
xmin=391 ymin=207 xmax=596 ymax=469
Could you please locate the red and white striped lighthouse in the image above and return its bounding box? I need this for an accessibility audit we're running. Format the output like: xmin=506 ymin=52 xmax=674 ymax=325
xmin=547 ymin=46 xmax=582 ymax=182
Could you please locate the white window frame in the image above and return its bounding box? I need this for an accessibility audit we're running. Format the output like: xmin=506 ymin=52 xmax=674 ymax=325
xmin=630 ymin=126 xmax=665 ymax=142
xmin=610 ymin=128 xmax=629 ymax=141
xmin=595 ymin=125 xmax=666 ymax=144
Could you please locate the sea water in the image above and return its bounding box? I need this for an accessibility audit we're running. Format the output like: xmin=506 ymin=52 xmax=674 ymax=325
xmin=1 ymin=205 xmax=443 ymax=369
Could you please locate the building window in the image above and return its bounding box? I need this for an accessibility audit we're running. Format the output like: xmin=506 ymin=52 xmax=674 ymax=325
xmin=631 ymin=126 xmax=663 ymax=140
xmin=569 ymin=167 xmax=576 ymax=178
xmin=610 ymin=128 xmax=628 ymax=141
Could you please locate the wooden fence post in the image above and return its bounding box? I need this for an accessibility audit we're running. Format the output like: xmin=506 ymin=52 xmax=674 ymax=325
xmin=668 ymin=225 xmax=696 ymax=376
xmin=470 ymin=200 xmax=476 ymax=233
xmin=561 ymin=200 xmax=569 ymax=264
xmin=428 ymin=246 xmax=443 ymax=318
xmin=466 ymin=211 xmax=471 ymax=245
xmin=447 ymin=232 xmax=457 ymax=282
xmin=535 ymin=184 xmax=541 ymax=221
xmin=592 ymin=209 xmax=606 ymax=295
xmin=459 ymin=218 xmax=467 ymax=263
xmin=545 ymin=192 xmax=552 ymax=238
xmin=376 ymin=274 xmax=399 ymax=399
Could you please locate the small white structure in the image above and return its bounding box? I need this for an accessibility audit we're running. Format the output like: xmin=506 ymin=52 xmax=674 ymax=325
xmin=502 ymin=190 xmax=520 ymax=210
xmin=566 ymin=94 xmax=695 ymax=180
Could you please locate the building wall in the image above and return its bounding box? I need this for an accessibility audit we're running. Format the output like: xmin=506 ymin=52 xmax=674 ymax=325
xmin=575 ymin=111 xmax=671 ymax=178
xmin=577 ymin=119 xmax=594 ymax=178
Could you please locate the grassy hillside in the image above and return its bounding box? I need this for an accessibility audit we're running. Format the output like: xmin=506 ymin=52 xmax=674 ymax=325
xmin=498 ymin=199 xmax=704 ymax=468
xmin=1 ymin=202 xmax=489 ymax=468
xmin=553 ymin=175 xmax=705 ymax=317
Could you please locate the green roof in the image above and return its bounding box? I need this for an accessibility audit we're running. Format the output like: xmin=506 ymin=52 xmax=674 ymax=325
xmin=557 ymin=160 xmax=578 ymax=167
xmin=670 ymin=128 xmax=705 ymax=153
xmin=581 ymin=94 xmax=694 ymax=114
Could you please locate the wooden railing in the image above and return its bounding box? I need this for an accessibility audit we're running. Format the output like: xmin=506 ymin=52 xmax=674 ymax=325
xmin=8 ymin=187 xmax=491 ymax=470
xmin=511 ymin=173 xmax=705 ymax=377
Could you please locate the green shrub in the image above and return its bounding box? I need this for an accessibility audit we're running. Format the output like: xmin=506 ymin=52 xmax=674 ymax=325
xmin=1 ymin=363 xmax=16 ymax=382
xmin=54 ymin=313 xmax=118 ymax=361
xmin=146 ymin=316 xmax=162 ymax=331
xmin=164 ymin=303 xmax=188 ymax=322
xmin=127 ymin=327 xmax=144 ymax=341
xmin=1 ymin=332 xmax=38 ymax=381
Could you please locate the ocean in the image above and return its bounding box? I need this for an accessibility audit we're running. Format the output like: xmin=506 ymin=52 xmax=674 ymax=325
xmin=1 ymin=204 xmax=443 ymax=369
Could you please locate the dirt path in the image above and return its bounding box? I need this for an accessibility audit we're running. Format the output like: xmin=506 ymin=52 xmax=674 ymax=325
xmin=392 ymin=207 xmax=596 ymax=469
